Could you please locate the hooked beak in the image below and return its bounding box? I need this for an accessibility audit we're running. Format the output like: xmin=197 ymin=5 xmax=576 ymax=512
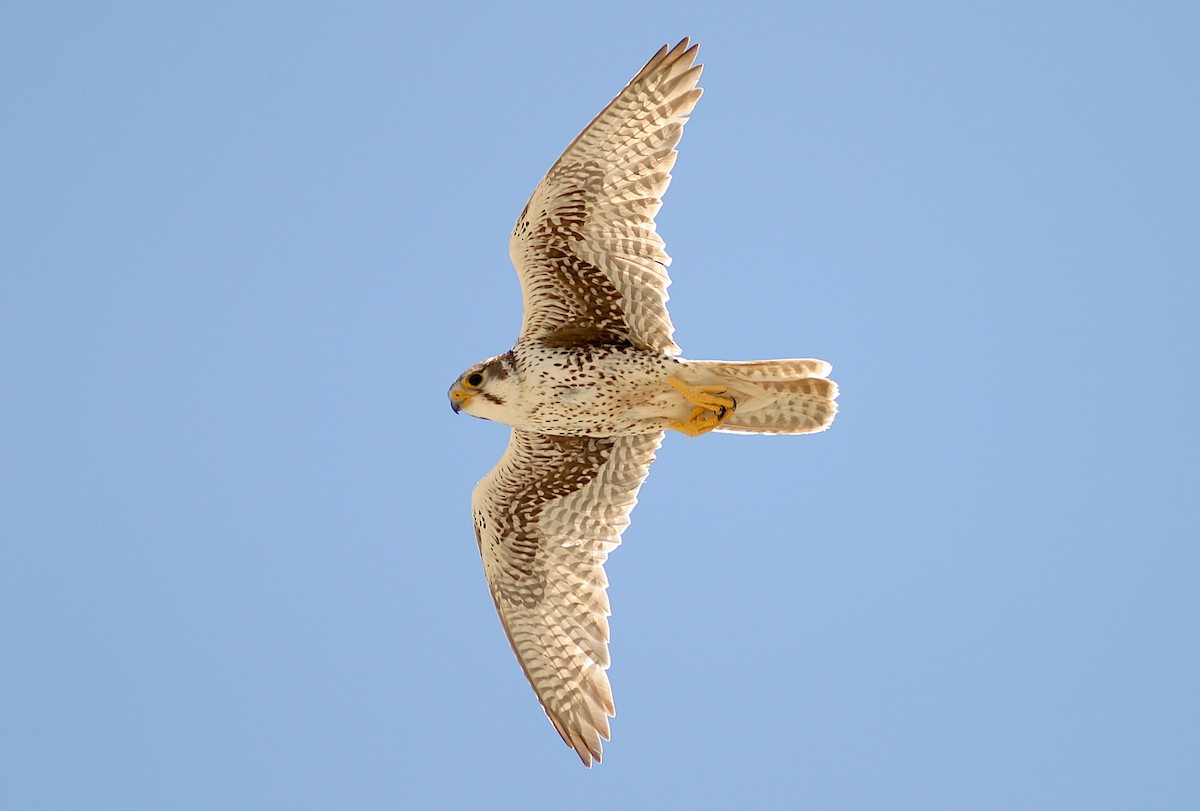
xmin=449 ymin=385 xmax=473 ymax=414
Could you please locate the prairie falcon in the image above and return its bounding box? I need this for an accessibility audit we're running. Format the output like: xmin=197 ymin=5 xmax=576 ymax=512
xmin=449 ymin=39 xmax=838 ymax=765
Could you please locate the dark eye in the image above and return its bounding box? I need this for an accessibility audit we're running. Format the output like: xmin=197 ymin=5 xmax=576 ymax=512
xmin=466 ymin=372 xmax=484 ymax=388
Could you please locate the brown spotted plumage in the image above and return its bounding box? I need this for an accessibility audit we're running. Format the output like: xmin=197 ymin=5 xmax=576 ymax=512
xmin=449 ymin=39 xmax=838 ymax=766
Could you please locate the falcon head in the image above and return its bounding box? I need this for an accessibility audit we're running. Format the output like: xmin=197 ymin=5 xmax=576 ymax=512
xmin=449 ymin=352 xmax=519 ymax=422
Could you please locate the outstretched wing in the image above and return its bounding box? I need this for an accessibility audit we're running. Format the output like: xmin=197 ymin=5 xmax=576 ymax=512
xmin=472 ymin=429 xmax=663 ymax=766
xmin=510 ymin=39 xmax=703 ymax=354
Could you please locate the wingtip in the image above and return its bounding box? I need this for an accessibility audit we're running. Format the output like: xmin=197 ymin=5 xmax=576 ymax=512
xmin=671 ymin=36 xmax=697 ymax=53
xmin=573 ymin=744 xmax=599 ymax=768
xmin=640 ymin=37 xmax=701 ymax=80
xmin=557 ymin=720 xmax=605 ymax=767
xmin=671 ymin=37 xmax=700 ymax=64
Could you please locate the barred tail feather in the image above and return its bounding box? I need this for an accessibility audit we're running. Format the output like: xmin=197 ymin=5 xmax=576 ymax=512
xmin=682 ymin=359 xmax=839 ymax=435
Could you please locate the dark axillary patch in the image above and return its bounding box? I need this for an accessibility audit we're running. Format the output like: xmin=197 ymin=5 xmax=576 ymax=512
xmin=539 ymin=248 xmax=630 ymax=342
xmin=494 ymin=433 xmax=616 ymax=606
xmin=538 ymin=323 xmax=633 ymax=349
xmin=528 ymin=160 xmax=634 ymax=345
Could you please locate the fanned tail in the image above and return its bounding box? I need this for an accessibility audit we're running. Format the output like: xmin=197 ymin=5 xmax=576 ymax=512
xmin=681 ymin=359 xmax=838 ymax=435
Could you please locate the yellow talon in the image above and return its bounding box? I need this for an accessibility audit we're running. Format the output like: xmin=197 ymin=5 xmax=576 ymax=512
xmin=667 ymin=377 xmax=736 ymax=412
xmin=666 ymin=377 xmax=736 ymax=436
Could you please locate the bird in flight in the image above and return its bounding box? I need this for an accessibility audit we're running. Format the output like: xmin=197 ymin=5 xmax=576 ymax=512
xmin=449 ymin=38 xmax=838 ymax=765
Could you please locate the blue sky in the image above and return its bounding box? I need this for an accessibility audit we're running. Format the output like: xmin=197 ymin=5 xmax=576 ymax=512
xmin=3 ymin=1 xmax=1197 ymax=808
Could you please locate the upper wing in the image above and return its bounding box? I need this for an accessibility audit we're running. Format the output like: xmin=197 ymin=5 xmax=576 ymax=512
xmin=510 ymin=39 xmax=703 ymax=355
xmin=472 ymin=428 xmax=663 ymax=766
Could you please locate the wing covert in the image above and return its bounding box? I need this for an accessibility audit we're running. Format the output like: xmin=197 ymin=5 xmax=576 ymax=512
xmin=510 ymin=39 xmax=703 ymax=354
xmin=472 ymin=429 xmax=663 ymax=765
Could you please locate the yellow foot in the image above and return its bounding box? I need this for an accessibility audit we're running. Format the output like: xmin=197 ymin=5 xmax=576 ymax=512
xmin=666 ymin=377 xmax=737 ymax=436
xmin=668 ymin=407 xmax=724 ymax=437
